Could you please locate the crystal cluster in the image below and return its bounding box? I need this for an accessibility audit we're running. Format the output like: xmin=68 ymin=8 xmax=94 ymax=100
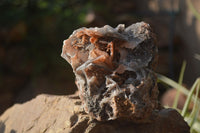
xmin=61 ymin=22 xmax=159 ymax=122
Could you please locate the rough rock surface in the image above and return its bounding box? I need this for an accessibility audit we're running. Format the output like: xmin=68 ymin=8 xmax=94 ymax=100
xmin=61 ymin=22 xmax=158 ymax=122
xmin=0 ymin=94 xmax=190 ymax=133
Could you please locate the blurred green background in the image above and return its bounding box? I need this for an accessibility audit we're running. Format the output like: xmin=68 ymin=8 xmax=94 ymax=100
xmin=0 ymin=0 xmax=200 ymax=115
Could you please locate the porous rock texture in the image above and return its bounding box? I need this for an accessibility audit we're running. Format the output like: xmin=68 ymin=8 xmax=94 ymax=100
xmin=61 ymin=22 xmax=159 ymax=122
xmin=0 ymin=94 xmax=190 ymax=133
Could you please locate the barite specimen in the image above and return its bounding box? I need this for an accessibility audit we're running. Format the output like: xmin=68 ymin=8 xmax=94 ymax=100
xmin=61 ymin=22 xmax=159 ymax=122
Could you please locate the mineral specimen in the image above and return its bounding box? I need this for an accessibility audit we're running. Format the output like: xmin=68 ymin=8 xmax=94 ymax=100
xmin=61 ymin=22 xmax=159 ymax=122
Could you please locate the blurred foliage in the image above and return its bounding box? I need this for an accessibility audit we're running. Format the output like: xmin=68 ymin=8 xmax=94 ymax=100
xmin=0 ymin=0 xmax=94 ymax=77
xmin=157 ymin=63 xmax=200 ymax=133
xmin=187 ymin=0 xmax=200 ymax=21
